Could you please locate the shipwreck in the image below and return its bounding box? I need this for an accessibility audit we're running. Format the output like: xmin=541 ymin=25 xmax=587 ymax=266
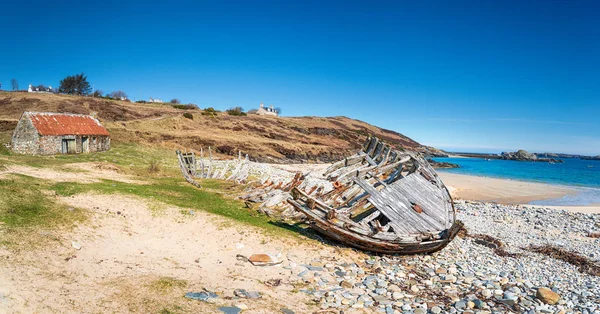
xmin=177 ymin=136 xmax=460 ymax=254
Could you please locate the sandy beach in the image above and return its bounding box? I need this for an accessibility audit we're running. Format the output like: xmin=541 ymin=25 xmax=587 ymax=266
xmin=438 ymin=172 xmax=600 ymax=213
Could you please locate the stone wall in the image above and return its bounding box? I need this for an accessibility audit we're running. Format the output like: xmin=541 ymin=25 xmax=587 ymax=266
xmin=89 ymin=136 xmax=110 ymax=152
xmin=37 ymin=135 xmax=110 ymax=155
xmin=11 ymin=116 xmax=40 ymax=154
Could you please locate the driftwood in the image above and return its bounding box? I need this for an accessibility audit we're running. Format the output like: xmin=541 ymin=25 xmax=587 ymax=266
xmin=176 ymin=136 xmax=459 ymax=254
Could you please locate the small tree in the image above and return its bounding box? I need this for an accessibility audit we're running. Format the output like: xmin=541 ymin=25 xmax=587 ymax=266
xmin=170 ymin=98 xmax=181 ymax=104
xmin=109 ymin=90 xmax=127 ymax=99
xmin=274 ymin=107 xmax=282 ymax=115
xmin=93 ymin=90 xmax=103 ymax=97
xmin=58 ymin=73 xmax=91 ymax=95
xmin=226 ymin=107 xmax=246 ymax=116
xmin=11 ymin=78 xmax=18 ymax=91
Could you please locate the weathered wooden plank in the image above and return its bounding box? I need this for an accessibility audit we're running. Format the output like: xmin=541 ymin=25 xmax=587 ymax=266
xmin=353 ymin=179 xmax=420 ymax=235
xmin=389 ymin=173 xmax=450 ymax=228
xmin=365 ymin=137 xmax=379 ymax=156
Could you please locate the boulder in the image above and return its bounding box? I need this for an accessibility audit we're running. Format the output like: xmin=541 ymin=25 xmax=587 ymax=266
xmin=536 ymin=287 xmax=560 ymax=305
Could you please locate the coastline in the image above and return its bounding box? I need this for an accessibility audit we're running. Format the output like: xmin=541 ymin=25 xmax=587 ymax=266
xmin=437 ymin=172 xmax=600 ymax=213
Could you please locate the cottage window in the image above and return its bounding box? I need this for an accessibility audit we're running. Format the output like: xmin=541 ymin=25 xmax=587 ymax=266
xmin=92 ymin=137 xmax=97 ymax=144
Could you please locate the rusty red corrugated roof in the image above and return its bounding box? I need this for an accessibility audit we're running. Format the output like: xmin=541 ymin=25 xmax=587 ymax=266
xmin=26 ymin=112 xmax=110 ymax=136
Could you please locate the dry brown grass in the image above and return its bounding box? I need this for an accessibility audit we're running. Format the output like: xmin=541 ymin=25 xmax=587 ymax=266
xmin=0 ymin=91 xmax=424 ymax=163
xmin=148 ymin=160 xmax=161 ymax=174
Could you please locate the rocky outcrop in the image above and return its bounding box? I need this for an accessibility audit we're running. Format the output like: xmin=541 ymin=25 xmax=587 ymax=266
xmin=419 ymin=146 xmax=449 ymax=158
xmin=581 ymin=155 xmax=600 ymax=160
xmin=427 ymin=158 xmax=459 ymax=169
xmin=500 ymin=150 xmax=563 ymax=163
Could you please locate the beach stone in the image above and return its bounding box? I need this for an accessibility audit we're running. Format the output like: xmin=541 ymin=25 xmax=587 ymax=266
xmin=340 ymin=280 xmax=353 ymax=288
xmin=455 ymin=301 xmax=467 ymax=310
xmin=472 ymin=299 xmax=485 ymax=309
xmin=536 ymin=287 xmax=560 ymax=305
xmin=219 ymin=306 xmax=241 ymax=314
xmin=481 ymin=290 xmax=493 ymax=298
xmin=431 ymin=306 xmax=442 ymax=314
xmin=235 ymin=304 xmax=248 ymax=310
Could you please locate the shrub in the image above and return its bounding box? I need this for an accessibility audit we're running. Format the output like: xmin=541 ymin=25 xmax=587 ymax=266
xmin=183 ymin=112 xmax=194 ymax=120
xmin=217 ymin=145 xmax=235 ymax=155
xmin=148 ymin=160 xmax=161 ymax=173
xmin=226 ymin=107 xmax=246 ymax=116
xmin=172 ymin=104 xmax=198 ymax=110
xmin=201 ymin=107 xmax=218 ymax=116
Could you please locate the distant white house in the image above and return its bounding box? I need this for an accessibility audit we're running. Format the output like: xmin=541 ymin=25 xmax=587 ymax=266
xmin=149 ymin=97 xmax=163 ymax=103
xmin=28 ymin=84 xmax=53 ymax=93
xmin=253 ymin=103 xmax=278 ymax=116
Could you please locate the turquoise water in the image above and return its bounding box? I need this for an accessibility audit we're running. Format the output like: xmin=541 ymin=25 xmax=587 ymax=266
xmin=432 ymin=157 xmax=600 ymax=205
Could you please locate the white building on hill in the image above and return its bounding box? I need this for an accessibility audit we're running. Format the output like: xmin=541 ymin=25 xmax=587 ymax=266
xmin=28 ymin=84 xmax=53 ymax=93
xmin=149 ymin=97 xmax=163 ymax=103
xmin=254 ymin=103 xmax=278 ymax=116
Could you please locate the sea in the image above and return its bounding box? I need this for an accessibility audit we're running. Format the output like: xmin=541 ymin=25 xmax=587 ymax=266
xmin=432 ymin=156 xmax=600 ymax=206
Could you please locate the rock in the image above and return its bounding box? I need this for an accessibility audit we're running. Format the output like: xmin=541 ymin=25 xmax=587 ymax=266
xmin=248 ymin=254 xmax=281 ymax=266
xmin=466 ymin=301 xmax=475 ymax=309
xmin=234 ymin=289 xmax=261 ymax=299
xmin=472 ymin=299 xmax=485 ymax=309
xmin=280 ymin=309 xmax=294 ymax=314
xmin=454 ymin=301 xmax=466 ymax=310
xmin=71 ymin=241 xmax=82 ymax=250
xmin=430 ymin=306 xmax=442 ymax=314
xmin=219 ymin=306 xmax=241 ymax=314
xmin=499 ymin=298 xmax=517 ymax=306
xmin=185 ymin=291 xmax=218 ymax=302
xmin=340 ymin=280 xmax=353 ymax=288
xmin=235 ymin=304 xmax=248 ymax=310
xmin=414 ymin=308 xmax=426 ymax=314
xmin=481 ymin=290 xmax=493 ymax=298
xmin=536 ymin=287 xmax=560 ymax=305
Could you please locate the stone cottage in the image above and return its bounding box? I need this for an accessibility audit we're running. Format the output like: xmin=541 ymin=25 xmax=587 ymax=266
xmin=11 ymin=112 xmax=110 ymax=155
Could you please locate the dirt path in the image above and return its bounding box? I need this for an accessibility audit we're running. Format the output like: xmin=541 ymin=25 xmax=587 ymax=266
xmin=0 ymin=193 xmax=365 ymax=313
xmin=0 ymin=162 xmax=145 ymax=184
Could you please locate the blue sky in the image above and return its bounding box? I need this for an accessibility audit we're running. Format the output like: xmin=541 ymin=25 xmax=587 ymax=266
xmin=1 ymin=0 xmax=598 ymax=155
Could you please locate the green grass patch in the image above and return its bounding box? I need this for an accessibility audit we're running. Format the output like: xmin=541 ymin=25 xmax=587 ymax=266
xmin=149 ymin=277 xmax=188 ymax=293
xmin=0 ymin=139 xmax=179 ymax=177
xmin=51 ymin=177 xmax=301 ymax=237
xmin=0 ymin=175 xmax=87 ymax=229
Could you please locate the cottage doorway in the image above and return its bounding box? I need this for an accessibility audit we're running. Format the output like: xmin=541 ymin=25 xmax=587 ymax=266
xmin=82 ymin=136 xmax=89 ymax=153
xmin=62 ymin=139 xmax=76 ymax=154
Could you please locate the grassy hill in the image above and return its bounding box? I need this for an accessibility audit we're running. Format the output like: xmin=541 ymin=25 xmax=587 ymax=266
xmin=0 ymin=92 xmax=433 ymax=162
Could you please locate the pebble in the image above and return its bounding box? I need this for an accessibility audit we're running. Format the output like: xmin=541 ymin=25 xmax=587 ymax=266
xmin=278 ymin=200 xmax=600 ymax=313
